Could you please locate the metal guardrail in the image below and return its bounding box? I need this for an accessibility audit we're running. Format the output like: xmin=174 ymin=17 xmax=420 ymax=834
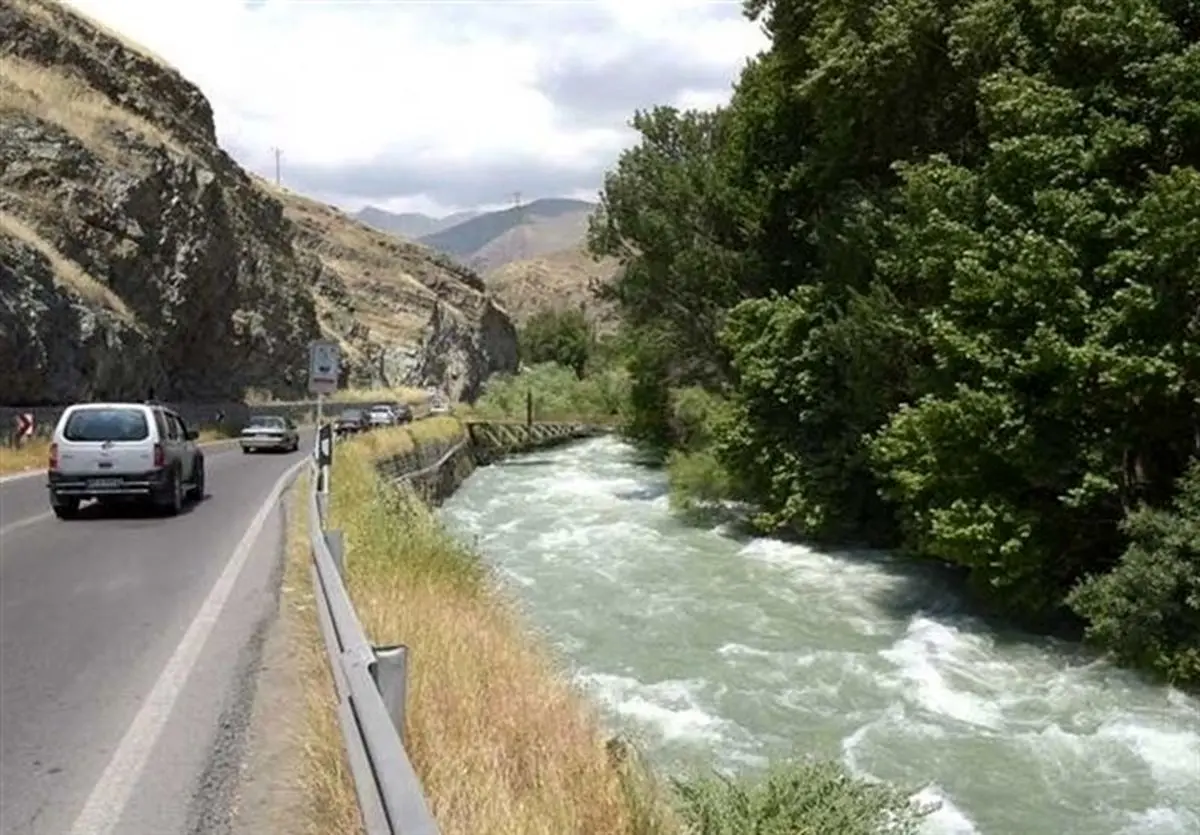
xmin=307 ymin=447 xmax=441 ymax=835
xmin=304 ymin=418 xmax=597 ymax=833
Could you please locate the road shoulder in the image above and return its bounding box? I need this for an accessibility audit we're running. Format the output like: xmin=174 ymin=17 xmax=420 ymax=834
xmin=227 ymin=483 xmax=310 ymax=835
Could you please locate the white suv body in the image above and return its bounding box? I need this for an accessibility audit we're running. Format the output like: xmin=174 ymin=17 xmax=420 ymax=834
xmin=46 ymin=402 xmax=206 ymax=519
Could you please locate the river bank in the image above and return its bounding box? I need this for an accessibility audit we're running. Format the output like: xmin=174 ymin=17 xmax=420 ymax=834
xmin=439 ymin=436 xmax=1200 ymax=835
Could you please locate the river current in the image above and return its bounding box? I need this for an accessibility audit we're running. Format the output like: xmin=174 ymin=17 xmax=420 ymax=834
xmin=438 ymin=437 xmax=1200 ymax=835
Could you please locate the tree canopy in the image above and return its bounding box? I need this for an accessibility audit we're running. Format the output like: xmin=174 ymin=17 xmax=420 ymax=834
xmin=589 ymin=0 xmax=1200 ymax=685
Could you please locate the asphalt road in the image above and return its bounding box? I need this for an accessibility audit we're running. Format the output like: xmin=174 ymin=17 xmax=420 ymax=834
xmin=0 ymin=433 xmax=314 ymax=835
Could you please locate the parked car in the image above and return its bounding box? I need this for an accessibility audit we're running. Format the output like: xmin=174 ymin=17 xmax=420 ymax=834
xmin=240 ymin=415 xmax=300 ymax=454
xmin=46 ymin=401 xmax=205 ymax=519
xmin=429 ymin=397 xmax=451 ymax=416
xmin=367 ymin=404 xmax=397 ymax=428
xmin=393 ymin=402 xmax=413 ymax=423
xmin=334 ymin=408 xmax=367 ymax=436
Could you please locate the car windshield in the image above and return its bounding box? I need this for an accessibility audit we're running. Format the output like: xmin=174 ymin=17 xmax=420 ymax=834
xmin=248 ymin=416 xmax=285 ymax=429
xmin=63 ymin=407 xmax=149 ymax=442
xmin=370 ymin=405 xmax=391 ymax=413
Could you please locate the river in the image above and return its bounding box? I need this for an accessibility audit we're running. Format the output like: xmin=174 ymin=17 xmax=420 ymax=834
xmin=438 ymin=436 xmax=1200 ymax=835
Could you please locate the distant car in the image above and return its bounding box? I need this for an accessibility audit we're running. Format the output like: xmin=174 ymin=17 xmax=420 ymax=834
xmin=367 ymin=404 xmax=397 ymax=427
xmin=429 ymin=398 xmax=450 ymax=416
xmin=46 ymin=401 xmax=205 ymax=519
xmin=240 ymin=415 xmax=300 ymax=454
xmin=393 ymin=402 xmax=413 ymax=423
xmin=334 ymin=408 xmax=367 ymax=436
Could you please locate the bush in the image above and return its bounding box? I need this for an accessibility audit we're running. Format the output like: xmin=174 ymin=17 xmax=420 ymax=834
xmin=1068 ymin=461 xmax=1200 ymax=687
xmin=673 ymin=761 xmax=933 ymax=835
xmin=472 ymin=361 xmax=630 ymax=423
xmin=666 ymin=449 xmax=736 ymax=510
xmin=520 ymin=307 xmax=593 ymax=378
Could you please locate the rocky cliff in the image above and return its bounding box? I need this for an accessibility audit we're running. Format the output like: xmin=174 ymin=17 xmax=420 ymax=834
xmin=0 ymin=0 xmax=517 ymax=406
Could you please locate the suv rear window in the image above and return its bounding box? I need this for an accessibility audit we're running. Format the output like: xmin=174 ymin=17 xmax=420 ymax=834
xmin=63 ymin=408 xmax=150 ymax=442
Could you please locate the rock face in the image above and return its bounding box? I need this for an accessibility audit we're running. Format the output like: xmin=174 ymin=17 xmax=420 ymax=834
xmin=0 ymin=0 xmax=517 ymax=406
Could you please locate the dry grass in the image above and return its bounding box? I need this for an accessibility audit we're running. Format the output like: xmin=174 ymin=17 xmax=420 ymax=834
xmin=0 ymin=52 xmax=181 ymax=160
xmin=11 ymin=0 xmax=171 ymax=67
xmin=243 ymin=386 xmax=429 ymax=407
xmin=324 ymin=424 xmax=679 ymax=835
xmin=0 ymin=428 xmax=233 ymax=476
xmin=0 ymin=210 xmax=134 ymax=318
xmin=284 ymin=471 xmax=366 ymax=835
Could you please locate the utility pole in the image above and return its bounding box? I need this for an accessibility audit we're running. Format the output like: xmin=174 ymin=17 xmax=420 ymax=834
xmin=271 ymin=147 xmax=282 ymax=186
xmin=512 ymin=190 xmax=526 ymax=260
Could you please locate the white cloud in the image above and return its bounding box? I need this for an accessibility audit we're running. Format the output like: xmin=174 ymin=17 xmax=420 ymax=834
xmin=64 ymin=0 xmax=768 ymax=215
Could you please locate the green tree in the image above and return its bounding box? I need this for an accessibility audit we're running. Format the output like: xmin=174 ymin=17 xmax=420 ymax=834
xmin=519 ymin=307 xmax=592 ymax=378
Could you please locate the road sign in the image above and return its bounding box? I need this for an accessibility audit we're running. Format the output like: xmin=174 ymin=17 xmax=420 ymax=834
xmin=308 ymin=340 xmax=340 ymax=395
xmin=316 ymin=422 xmax=333 ymax=468
xmin=15 ymin=413 xmax=33 ymax=439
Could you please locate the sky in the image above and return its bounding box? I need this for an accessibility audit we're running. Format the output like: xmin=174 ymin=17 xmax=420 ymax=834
xmin=64 ymin=0 xmax=770 ymax=217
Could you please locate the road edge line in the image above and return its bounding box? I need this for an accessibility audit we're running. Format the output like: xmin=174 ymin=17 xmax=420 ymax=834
xmin=65 ymin=457 xmax=308 ymax=835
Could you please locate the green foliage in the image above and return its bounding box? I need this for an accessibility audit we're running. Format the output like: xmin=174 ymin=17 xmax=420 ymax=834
xmin=591 ymin=0 xmax=1200 ymax=684
xmin=665 ymin=448 xmax=737 ymax=511
xmin=472 ymin=362 xmax=629 ymax=424
xmin=1068 ymin=462 xmax=1200 ymax=686
xmin=519 ymin=307 xmax=593 ymax=378
xmin=672 ymin=761 xmax=932 ymax=835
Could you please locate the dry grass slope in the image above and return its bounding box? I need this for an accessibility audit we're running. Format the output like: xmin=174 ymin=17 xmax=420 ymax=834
xmin=0 ymin=52 xmax=181 ymax=163
xmin=325 ymin=421 xmax=679 ymax=835
xmin=256 ymin=177 xmax=492 ymax=348
xmin=0 ymin=209 xmax=134 ymax=317
xmin=486 ymin=246 xmax=620 ymax=328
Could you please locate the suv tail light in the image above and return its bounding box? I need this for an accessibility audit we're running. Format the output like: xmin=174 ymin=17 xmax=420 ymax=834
xmin=153 ymin=443 xmax=165 ymax=468
xmin=48 ymin=442 xmax=59 ymax=471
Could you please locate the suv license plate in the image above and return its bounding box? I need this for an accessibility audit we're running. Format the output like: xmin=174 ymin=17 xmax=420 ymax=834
xmin=88 ymin=478 xmax=122 ymax=489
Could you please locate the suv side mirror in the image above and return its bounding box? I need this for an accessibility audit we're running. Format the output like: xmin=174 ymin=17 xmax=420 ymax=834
xmin=185 ymin=429 xmax=199 ymax=441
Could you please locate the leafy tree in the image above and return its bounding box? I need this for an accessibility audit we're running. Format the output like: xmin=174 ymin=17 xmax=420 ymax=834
xmin=593 ymin=0 xmax=1200 ymax=682
xmin=519 ymin=307 xmax=592 ymax=378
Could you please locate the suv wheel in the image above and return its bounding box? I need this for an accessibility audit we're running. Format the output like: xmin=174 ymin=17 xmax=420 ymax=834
xmin=161 ymin=470 xmax=184 ymax=516
xmin=189 ymin=458 xmax=206 ymax=501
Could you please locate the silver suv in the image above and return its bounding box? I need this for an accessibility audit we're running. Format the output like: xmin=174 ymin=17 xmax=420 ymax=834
xmin=47 ymin=402 xmax=206 ymax=519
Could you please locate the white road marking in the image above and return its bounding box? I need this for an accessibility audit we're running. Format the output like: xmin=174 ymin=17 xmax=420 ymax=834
xmin=0 ymin=511 xmax=53 ymax=539
xmin=66 ymin=458 xmax=307 ymax=835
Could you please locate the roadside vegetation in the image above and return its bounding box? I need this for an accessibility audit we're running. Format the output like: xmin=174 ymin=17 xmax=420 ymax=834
xmin=245 ymin=385 xmax=430 ymax=407
xmin=307 ymin=419 xmax=931 ymax=834
xmin=284 ymin=472 xmax=365 ymax=835
xmin=582 ymin=0 xmax=1200 ymax=688
xmin=463 ymin=307 xmax=630 ymax=425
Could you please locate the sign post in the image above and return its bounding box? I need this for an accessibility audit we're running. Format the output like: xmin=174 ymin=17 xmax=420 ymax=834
xmin=308 ymin=340 xmax=340 ymax=493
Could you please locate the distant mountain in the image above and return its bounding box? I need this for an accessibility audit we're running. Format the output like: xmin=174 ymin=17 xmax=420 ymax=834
xmin=353 ymin=206 xmax=479 ymax=240
xmin=418 ymin=198 xmax=595 ymax=272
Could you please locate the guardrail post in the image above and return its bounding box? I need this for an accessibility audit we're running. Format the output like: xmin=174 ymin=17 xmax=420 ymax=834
xmin=325 ymin=529 xmax=345 ymax=575
xmin=373 ymin=645 xmax=409 ymax=746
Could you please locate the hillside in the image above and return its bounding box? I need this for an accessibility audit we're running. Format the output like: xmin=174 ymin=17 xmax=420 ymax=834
xmin=419 ymin=198 xmax=594 ymax=273
xmin=0 ymin=0 xmax=517 ymax=405
xmin=485 ymin=247 xmax=620 ymax=330
xmin=353 ymin=206 xmax=479 ymax=240
xmin=264 ymin=182 xmax=518 ymax=399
